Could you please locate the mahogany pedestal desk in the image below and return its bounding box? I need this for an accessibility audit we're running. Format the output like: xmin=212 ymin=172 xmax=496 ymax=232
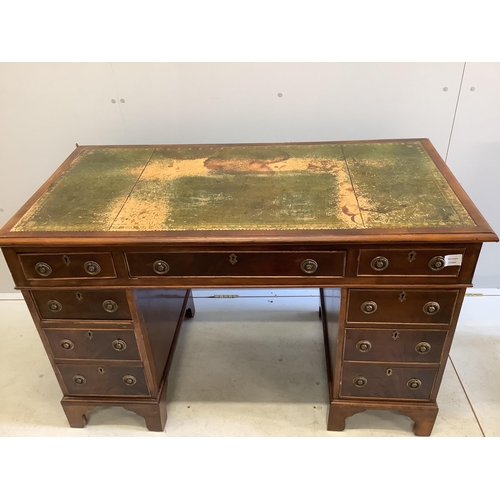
xmin=1 ymin=139 xmax=497 ymax=435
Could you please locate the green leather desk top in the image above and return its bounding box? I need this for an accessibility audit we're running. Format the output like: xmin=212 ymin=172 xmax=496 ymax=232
xmin=7 ymin=140 xmax=477 ymax=234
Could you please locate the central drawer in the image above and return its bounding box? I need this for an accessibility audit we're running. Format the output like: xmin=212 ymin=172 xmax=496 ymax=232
xmin=125 ymin=251 xmax=346 ymax=277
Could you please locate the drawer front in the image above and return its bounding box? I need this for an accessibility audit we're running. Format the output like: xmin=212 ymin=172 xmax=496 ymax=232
xmin=32 ymin=290 xmax=131 ymax=320
xmin=340 ymin=364 xmax=438 ymax=400
xmin=357 ymin=248 xmax=465 ymax=277
xmin=45 ymin=328 xmax=140 ymax=360
xmin=347 ymin=289 xmax=458 ymax=325
xmin=125 ymin=251 xmax=346 ymax=278
xmin=58 ymin=364 xmax=149 ymax=396
xmin=19 ymin=252 xmax=116 ymax=279
xmin=344 ymin=328 xmax=447 ymax=363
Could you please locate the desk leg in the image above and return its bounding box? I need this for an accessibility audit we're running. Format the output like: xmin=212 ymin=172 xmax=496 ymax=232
xmin=61 ymin=401 xmax=92 ymax=428
xmin=61 ymin=380 xmax=168 ymax=431
xmin=397 ymin=405 xmax=439 ymax=436
xmin=327 ymin=400 xmax=438 ymax=436
xmin=122 ymin=380 xmax=168 ymax=432
xmin=185 ymin=290 xmax=196 ymax=318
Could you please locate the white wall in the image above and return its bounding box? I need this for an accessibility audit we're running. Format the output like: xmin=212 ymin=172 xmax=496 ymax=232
xmin=0 ymin=62 xmax=498 ymax=292
xmin=446 ymin=63 xmax=500 ymax=288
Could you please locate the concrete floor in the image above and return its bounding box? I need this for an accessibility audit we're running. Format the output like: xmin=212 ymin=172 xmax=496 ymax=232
xmin=0 ymin=289 xmax=499 ymax=437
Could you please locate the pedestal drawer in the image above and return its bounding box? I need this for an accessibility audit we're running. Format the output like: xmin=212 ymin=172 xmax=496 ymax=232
xmin=340 ymin=364 xmax=438 ymax=400
xmin=125 ymin=251 xmax=346 ymax=277
xmin=45 ymin=328 xmax=140 ymax=360
xmin=346 ymin=289 xmax=459 ymax=325
xmin=344 ymin=328 xmax=447 ymax=363
xmin=31 ymin=290 xmax=131 ymax=320
xmin=58 ymin=364 xmax=149 ymax=396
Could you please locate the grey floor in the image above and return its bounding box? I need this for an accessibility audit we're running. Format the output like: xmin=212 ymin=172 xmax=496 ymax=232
xmin=1 ymin=289 xmax=499 ymax=437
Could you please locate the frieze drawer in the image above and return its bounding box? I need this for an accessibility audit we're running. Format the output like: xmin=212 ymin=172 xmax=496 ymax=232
xmin=343 ymin=328 xmax=447 ymax=363
xmin=31 ymin=290 xmax=131 ymax=320
xmin=340 ymin=364 xmax=438 ymax=400
xmin=19 ymin=252 xmax=116 ymax=279
xmin=57 ymin=364 xmax=149 ymax=396
xmin=125 ymin=251 xmax=346 ymax=278
xmin=346 ymin=289 xmax=459 ymax=325
xmin=45 ymin=328 xmax=140 ymax=360
xmin=357 ymin=248 xmax=466 ymax=277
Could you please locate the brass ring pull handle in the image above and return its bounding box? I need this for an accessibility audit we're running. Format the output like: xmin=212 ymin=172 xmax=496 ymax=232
xmin=370 ymin=256 xmax=389 ymax=271
xmin=353 ymin=376 xmax=367 ymax=387
xmin=112 ymin=339 xmax=127 ymax=351
xmin=153 ymin=260 xmax=170 ymax=275
xmin=415 ymin=342 xmax=431 ymax=354
xmin=102 ymin=300 xmax=118 ymax=313
xmin=428 ymin=256 xmax=445 ymax=271
xmin=73 ymin=375 xmax=86 ymax=385
xmin=361 ymin=301 xmax=377 ymax=314
xmin=407 ymin=378 xmax=422 ymax=390
xmin=423 ymin=301 xmax=440 ymax=315
xmin=60 ymin=339 xmax=74 ymax=350
xmin=356 ymin=340 xmax=372 ymax=353
xmin=47 ymin=300 xmax=62 ymax=312
xmin=301 ymin=259 xmax=318 ymax=274
xmin=123 ymin=375 xmax=137 ymax=386
xmin=35 ymin=262 xmax=52 ymax=277
xmin=84 ymin=260 xmax=101 ymax=275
